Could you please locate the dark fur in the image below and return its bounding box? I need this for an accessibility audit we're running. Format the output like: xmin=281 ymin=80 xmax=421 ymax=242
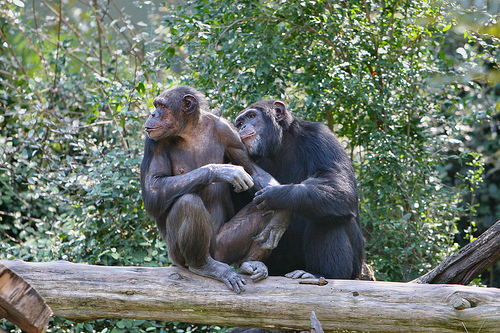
xmin=235 ymin=100 xmax=364 ymax=279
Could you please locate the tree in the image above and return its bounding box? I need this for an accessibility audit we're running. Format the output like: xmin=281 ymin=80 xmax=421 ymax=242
xmin=1 ymin=0 xmax=498 ymax=331
xmin=159 ymin=0 xmax=475 ymax=282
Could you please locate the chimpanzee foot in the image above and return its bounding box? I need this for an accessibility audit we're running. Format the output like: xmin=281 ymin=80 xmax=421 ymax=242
xmin=285 ymin=269 xmax=316 ymax=279
xmin=189 ymin=257 xmax=246 ymax=293
xmin=239 ymin=261 xmax=268 ymax=282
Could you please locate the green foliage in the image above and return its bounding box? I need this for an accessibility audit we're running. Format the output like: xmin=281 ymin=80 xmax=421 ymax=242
xmin=430 ymin=1 xmax=500 ymax=284
xmin=157 ymin=0 xmax=488 ymax=281
xmin=1 ymin=0 xmax=172 ymax=331
xmin=0 ymin=0 xmax=161 ymax=266
xmin=1 ymin=317 xmax=226 ymax=333
xmin=0 ymin=0 xmax=499 ymax=331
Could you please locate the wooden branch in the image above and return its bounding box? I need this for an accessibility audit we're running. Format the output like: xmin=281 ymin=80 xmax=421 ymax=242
xmin=412 ymin=220 xmax=500 ymax=285
xmin=0 ymin=263 xmax=52 ymax=333
xmin=3 ymin=260 xmax=500 ymax=333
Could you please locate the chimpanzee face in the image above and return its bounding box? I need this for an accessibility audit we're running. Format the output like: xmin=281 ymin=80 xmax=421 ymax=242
xmin=235 ymin=108 xmax=266 ymax=156
xmin=235 ymin=100 xmax=289 ymax=157
xmin=144 ymin=89 xmax=198 ymax=141
xmin=144 ymin=97 xmax=181 ymax=140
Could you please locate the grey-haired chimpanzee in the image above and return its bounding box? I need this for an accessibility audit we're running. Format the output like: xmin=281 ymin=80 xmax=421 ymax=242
xmin=231 ymin=99 xmax=365 ymax=279
xmin=140 ymin=86 xmax=287 ymax=293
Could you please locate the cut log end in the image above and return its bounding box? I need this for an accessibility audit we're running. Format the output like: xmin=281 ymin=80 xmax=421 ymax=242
xmin=0 ymin=262 xmax=53 ymax=333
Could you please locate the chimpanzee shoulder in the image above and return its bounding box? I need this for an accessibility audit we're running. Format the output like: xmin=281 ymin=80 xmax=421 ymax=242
xmin=273 ymin=117 xmax=351 ymax=183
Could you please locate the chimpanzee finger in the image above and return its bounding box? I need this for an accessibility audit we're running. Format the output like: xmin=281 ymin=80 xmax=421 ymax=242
xmin=261 ymin=210 xmax=273 ymax=217
xmin=254 ymin=188 xmax=266 ymax=196
xmin=253 ymin=195 xmax=268 ymax=210
xmin=234 ymin=174 xmax=254 ymax=192
xmin=259 ymin=229 xmax=284 ymax=250
xmin=285 ymin=270 xmax=304 ymax=279
xmin=252 ymin=194 xmax=260 ymax=203
xmin=252 ymin=229 xmax=268 ymax=243
xmin=230 ymin=276 xmax=246 ymax=293
xmin=251 ymin=270 xmax=267 ymax=282
xmin=223 ymin=278 xmax=237 ymax=293
xmin=242 ymin=173 xmax=254 ymax=189
xmin=257 ymin=202 xmax=268 ymax=210
xmin=240 ymin=261 xmax=268 ymax=282
xmin=285 ymin=270 xmax=315 ymax=279
xmin=232 ymin=182 xmax=243 ymax=193
xmin=251 ymin=265 xmax=268 ymax=282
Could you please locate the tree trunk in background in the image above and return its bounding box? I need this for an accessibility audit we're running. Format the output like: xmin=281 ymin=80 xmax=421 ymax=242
xmin=412 ymin=220 xmax=500 ymax=285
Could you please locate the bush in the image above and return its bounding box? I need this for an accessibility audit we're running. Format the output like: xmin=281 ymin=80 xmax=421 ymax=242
xmin=0 ymin=0 xmax=161 ymax=265
xmin=1 ymin=0 xmax=498 ymax=331
xmin=157 ymin=0 xmax=483 ymax=281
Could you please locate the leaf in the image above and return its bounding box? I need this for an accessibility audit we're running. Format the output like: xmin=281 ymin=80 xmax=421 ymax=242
xmin=12 ymin=0 xmax=24 ymax=7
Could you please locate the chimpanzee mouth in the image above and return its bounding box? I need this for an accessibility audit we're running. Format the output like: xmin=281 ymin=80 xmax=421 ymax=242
xmin=240 ymin=134 xmax=258 ymax=151
xmin=145 ymin=126 xmax=160 ymax=133
xmin=239 ymin=130 xmax=256 ymax=141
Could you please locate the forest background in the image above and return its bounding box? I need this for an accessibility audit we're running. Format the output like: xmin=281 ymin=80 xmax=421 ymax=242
xmin=0 ymin=0 xmax=499 ymax=332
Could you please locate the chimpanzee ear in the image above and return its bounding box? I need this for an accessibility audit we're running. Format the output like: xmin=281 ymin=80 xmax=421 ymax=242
xmin=274 ymin=101 xmax=287 ymax=122
xmin=182 ymin=94 xmax=198 ymax=114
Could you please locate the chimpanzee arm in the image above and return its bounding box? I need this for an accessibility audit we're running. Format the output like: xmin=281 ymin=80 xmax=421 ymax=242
xmin=253 ymin=169 xmax=358 ymax=223
xmin=215 ymin=118 xmax=290 ymax=250
xmin=140 ymin=139 xmax=253 ymax=220
xmin=215 ymin=118 xmax=279 ymax=191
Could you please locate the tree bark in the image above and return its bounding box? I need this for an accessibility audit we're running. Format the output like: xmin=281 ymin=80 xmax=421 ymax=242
xmin=0 ymin=262 xmax=52 ymax=333
xmin=3 ymin=260 xmax=500 ymax=333
xmin=412 ymin=220 xmax=500 ymax=284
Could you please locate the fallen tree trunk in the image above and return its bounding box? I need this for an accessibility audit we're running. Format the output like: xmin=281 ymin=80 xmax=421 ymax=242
xmin=3 ymin=260 xmax=500 ymax=333
xmin=0 ymin=262 xmax=52 ymax=333
xmin=412 ymin=220 xmax=500 ymax=284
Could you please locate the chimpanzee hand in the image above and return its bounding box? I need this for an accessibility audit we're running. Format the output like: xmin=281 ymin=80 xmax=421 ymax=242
xmin=253 ymin=185 xmax=282 ymax=210
xmin=285 ymin=269 xmax=316 ymax=279
xmin=239 ymin=261 xmax=268 ymax=282
xmin=252 ymin=210 xmax=292 ymax=250
xmin=206 ymin=164 xmax=254 ymax=192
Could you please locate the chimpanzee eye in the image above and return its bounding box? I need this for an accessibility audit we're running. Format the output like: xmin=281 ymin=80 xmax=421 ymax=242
xmin=236 ymin=121 xmax=242 ymax=129
xmin=154 ymin=99 xmax=167 ymax=109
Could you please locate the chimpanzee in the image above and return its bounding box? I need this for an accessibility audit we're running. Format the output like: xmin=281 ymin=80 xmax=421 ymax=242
xmin=140 ymin=86 xmax=287 ymax=293
xmin=230 ymin=99 xmax=365 ymax=279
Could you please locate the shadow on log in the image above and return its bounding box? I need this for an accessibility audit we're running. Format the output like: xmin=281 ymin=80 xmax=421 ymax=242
xmin=2 ymin=260 xmax=500 ymax=333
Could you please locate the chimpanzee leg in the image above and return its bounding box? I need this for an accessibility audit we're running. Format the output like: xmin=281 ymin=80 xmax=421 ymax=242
xmin=162 ymin=194 xmax=211 ymax=267
xmin=213 ymin=203 xmax=272 ymax=264
xmin=165 ymin=193 xmax=246 ymax=293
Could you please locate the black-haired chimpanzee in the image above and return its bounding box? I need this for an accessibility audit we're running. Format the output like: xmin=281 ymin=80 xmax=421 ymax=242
xmin=140 ymin=86 xmax=288 ymax=293
xmin=230 ymin=99 xmax=365 ymax=279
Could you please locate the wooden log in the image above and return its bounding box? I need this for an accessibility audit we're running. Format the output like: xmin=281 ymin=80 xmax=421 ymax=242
xmin=0 ymin=262 xmax=52 ymax=333
xmin=3 ymin=260 xmax=500 ymax=333
xmin=412 ymin=220 xmax=500 ymax=284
